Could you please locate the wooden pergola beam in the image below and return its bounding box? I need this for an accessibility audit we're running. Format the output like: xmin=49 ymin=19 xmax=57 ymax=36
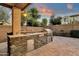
xmin=21 ymin=3 xmax=31 ymax=10
xmin=0 ymin=3 xmax=12 ymax=9
xmin=0 ymin=3 xmax=31 ymax=11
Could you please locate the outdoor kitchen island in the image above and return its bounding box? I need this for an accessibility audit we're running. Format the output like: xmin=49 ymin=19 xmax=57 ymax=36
xmin=7 ymin=32 xmax=53 ymax=56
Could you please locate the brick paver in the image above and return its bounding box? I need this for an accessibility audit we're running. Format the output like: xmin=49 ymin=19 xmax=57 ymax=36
xmin=26 ymin=36 xmax=79 ymax=56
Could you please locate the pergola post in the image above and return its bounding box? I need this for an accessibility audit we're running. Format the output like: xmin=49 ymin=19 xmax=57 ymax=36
xmin=12 ymin=7 xmax=21 ymax=35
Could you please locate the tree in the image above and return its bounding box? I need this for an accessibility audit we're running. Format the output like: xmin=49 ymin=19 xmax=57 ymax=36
xmin=0 ymin=7 xmax=10 ymax=25
xmin=27 ymin=8 xmax=40 ymax=20
xmin=41 ymin=18 xmax=48 ymax=26
xmin=27 ymin=19 xmax=33 ymax=26
xmin=32 ymin=20 xmax=40 ymax=27
xmin=27 ymin=19 xmax=40 ymax=27
xmin=50 ymin=16 xmax=62 ymax=25
xmin=50 ymin=15 xmax=55 ymax=25
xmin=26 ymin=8 xmax=41 ymax=26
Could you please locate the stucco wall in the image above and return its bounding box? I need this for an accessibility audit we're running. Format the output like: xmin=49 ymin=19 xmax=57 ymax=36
xmin=1 ymin=24 xmax=79 ymax=43
xmin=0 ymin=25 xmax=12 ymax=43
xmin=49 ymin=24 xmax=79 ymax=36
xmin=0 ymin=25 xmax=44 ymax=43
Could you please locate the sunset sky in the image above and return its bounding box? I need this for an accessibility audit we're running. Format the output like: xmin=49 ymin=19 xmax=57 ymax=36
xmin=27 ymin=3 xmax=79 ymax=16
xmin=1 ymin=3 xmax=79 ymax=24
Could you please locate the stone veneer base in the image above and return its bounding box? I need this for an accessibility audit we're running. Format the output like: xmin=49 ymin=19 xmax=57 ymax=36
xmin=7 ymin=34 xmax=53 ymax=56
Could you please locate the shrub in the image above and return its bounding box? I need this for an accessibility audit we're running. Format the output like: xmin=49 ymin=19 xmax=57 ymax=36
xmin=27 ymin=19 xmax=33 ymax=26
xmin=50 ymin=16 xmax=62 ymax=25
xmin=70 ymin=30 xmax=79 ymax=38
xmin=27 ymin=19 xmax=40 ymax=27
xmin=41 ymin=18 xmax=47 ymax=26
xmin=32 ymin=20 xmax=40 ymax=27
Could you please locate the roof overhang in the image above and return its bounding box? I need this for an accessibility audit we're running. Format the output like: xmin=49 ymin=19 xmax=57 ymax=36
xmin=0 ymin=3 xmax=31 ymax=10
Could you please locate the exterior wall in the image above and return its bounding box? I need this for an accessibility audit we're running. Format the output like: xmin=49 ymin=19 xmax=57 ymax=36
xmin=61 ymin=16 xmax=74 ymax=24
xmin=0 ymin=25 xmax=12 ymax=43
xmin=1 ymin=24 xmax=79 ymax=43
xmin=21 ymin=26 xmax=44 ymax=33
xmin=0 ymin=24 xmax=79 ymax=43
xmin=61 ymin=16 xmax=79 ymax=24
xmin=49 ymin=24 xmax=79 ymax=36
xmin=0 ymin=25 xmax=44 ymax=43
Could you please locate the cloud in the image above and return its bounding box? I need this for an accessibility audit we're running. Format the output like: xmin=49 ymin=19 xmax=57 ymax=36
xmin=67 ymin=3 xmax=73 ymax=10
xmin=37 ymin=6 xmax=54 ymax=16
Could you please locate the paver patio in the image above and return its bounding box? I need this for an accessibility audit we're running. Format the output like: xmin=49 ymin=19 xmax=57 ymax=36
xmin=26 ymin=36 xmax=79 ymax=56
xmin=0 ymin=36 xmax=79 ymax=56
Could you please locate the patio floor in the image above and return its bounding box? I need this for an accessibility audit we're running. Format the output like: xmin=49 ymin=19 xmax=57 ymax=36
xmin=0 ymin=36 xmax=79 ymax=56
xmin=26 ymin=36 xmax=79 ymax=56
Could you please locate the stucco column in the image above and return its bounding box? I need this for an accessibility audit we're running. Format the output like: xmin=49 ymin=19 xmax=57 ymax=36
xmin=12 ymin=7 xmax=21 ymax=35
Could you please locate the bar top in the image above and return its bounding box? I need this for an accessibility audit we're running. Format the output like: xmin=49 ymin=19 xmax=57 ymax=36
xmin=8 ymin=32 xmax=47 ymax=38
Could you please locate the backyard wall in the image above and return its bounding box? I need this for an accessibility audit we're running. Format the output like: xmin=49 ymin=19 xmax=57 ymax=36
xmin=0 ymin=25 xmax=12 ymax=43
xmin=0 ymin=25 xmax=44 ymax=43
xmin=21 ymin=26 xmax=44 ymax=33
xmin=49 ymin=24 xmax=79 ymax=36
xmin=1 ymin=24 xmax=79 ymax=43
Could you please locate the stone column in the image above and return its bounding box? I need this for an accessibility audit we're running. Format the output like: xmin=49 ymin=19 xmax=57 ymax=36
xmin=12 ymin=7 xmax=21 ymax=35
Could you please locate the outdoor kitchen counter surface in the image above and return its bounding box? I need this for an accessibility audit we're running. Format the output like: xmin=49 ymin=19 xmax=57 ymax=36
xmin=8 ymin=32 xmax=47 ymax=38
